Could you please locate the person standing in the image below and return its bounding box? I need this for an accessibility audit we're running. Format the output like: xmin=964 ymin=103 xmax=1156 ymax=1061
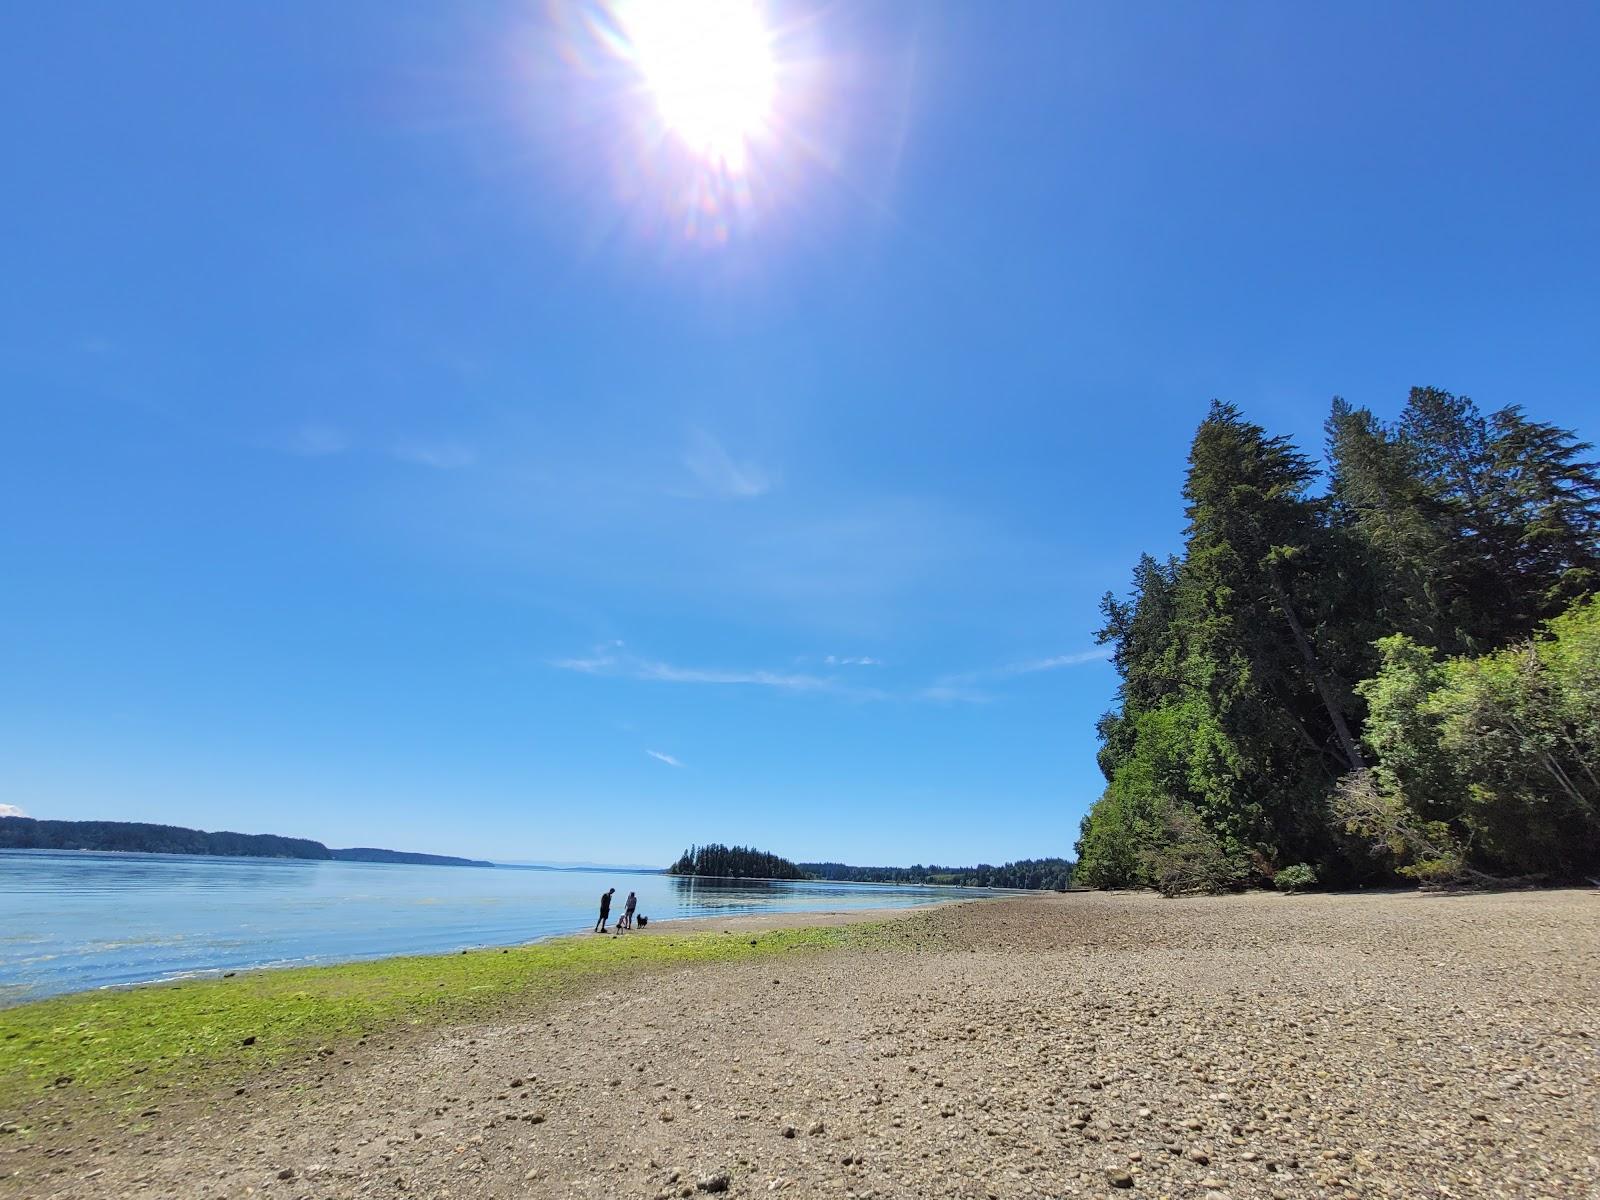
xmin=621 ymin=890 xmax=638 ymax=931
xmin=594 ymin=887 xmax=615 ymax=933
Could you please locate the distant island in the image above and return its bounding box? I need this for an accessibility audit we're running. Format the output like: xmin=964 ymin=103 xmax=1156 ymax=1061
xmin=0 ymin=817 xmax=492 ymax=868
xmin=668 ymin=842 xmax=1075 ymax=890
xmin=668 ymin=843 xmax=808 ymax=879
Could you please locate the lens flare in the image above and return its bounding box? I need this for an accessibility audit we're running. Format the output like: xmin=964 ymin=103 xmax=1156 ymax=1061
xmin=621 ymin=0 xmax=776 ymax=173
xmin=542 ymin=0 xmax=843 ymax=251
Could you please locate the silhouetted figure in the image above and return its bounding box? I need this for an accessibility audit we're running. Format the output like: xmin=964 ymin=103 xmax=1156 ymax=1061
xmin=619 ymin=890 xmax=637 ymax=931
xmin=595 ymin=887 xmax=615 ymax=933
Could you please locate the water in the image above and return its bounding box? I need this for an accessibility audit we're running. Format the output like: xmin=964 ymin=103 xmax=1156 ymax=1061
xmin=0 ymin=849 xmax=982 ymax=1005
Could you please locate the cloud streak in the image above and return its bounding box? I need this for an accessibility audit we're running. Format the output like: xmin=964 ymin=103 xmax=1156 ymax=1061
xmin=270 ymin=426 xmax=476 ymax=470
xmin=1001 ymin=647 xmax=1113 ymax=675
xmin=282 ymin=423 xmax=349 ymax=458
xmin=552 ymin=646 xmax=885 ymax=699
xmin=552 ymin=644 xmax=1107 ymax=705
xmin=935 ymin=646 xmax=1113 ymax=689
xmin=646 ymin=750 xmax=684 ymax=768
xmin=682 ymin=431 xmax=772 ymax=499
xmin=390 ymin=440 xmax=476 ymax=470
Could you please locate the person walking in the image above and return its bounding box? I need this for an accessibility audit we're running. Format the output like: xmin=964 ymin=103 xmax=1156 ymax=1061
xmin=620 ymin=890 xmax=638 ymax=931
xmin=594 ymin=887 xmax=615 ymax=933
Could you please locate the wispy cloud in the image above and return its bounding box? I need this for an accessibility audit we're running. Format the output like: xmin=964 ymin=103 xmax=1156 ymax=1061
xmin=390 ymin=440 xmax=476 ymax=470
xmin=682 ymin=431 xmax=772 ymax=499
xmin=0 ymin=804 xmax=28 ymax=818
xmin=646 ymin=750 xmax=684 ymax=768
xmin=269 ymin=427 xmax=476 ymax=470
xmin=283 ymin=423 xmax=350 ymax=458
xmin=935 ymin=646 xmax=1112 ymax=690
xmin=1002 ymin=647 xmax=1113 ymax=675
xmin=552 ymin=646 xmax=879 ymax=698
xmin=551 ymin=642 xmax=1104 ymax=706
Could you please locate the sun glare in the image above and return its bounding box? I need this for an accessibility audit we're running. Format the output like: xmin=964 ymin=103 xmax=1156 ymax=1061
xmin=621 ymin=0 xmax=777 ymax=172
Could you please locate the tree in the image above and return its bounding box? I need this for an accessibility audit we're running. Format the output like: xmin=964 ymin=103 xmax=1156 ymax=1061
xmin=1348 ymin=600 xmax=1600 ymax=880
xmin=1080 ymin=389 xmax=1600 ymax=893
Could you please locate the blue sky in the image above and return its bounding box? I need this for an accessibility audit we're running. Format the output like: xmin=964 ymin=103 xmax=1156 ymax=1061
xmin=3 ymin=2 xmax=1597 ymax=864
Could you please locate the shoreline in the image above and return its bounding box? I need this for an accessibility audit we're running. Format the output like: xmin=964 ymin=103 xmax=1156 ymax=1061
xmin=2 ymin=889 xmax=1596 ymax=1199
xmin=1 ymin=847 xmax=1001 ymax=1007
xmin=0 ymin=900 xmax=960 ymax=1121
xmin=0 ymin=894 xmax=971 ymax=1012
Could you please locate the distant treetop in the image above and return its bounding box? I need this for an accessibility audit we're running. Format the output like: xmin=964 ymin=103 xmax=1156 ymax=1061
xmin=667 ymin=843 xmax=807 ymax=879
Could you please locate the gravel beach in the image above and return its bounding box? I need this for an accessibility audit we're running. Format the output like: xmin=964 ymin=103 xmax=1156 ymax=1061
xmin=5 ymin=888 xmax=1597 ymax=1199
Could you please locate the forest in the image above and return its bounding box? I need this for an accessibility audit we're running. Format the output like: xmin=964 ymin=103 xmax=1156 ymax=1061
xmin=668 ymin=844 xmax=1075 ymax=889
xmin=667 ymin=843 xmax=810 ymax=879
xmin=802 ymin=858 xmax=1074 ymax=890
xmin=1076 ymin=388 xmax=1600 ymax=893
xmin=0 ymin=817 xmax=490 ymax=866
xmin=0 ymin=816 xmax=331 ymax=860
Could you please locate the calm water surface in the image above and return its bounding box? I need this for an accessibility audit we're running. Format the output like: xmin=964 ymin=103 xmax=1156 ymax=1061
xmin=0 ymin=850 xmax=983 ymax=1004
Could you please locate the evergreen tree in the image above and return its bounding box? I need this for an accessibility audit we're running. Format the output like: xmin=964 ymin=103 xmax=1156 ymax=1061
xmin=1487 ymin=406 xmax=1600 ymax=617
xmin=1080 ymin=388 xmax=1600 ymax=891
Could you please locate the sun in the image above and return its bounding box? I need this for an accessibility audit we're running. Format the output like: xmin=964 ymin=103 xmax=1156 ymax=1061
xmin=620 ymin=0 xmax=777 ymax=172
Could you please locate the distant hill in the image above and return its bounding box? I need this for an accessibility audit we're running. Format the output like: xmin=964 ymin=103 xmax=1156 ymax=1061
xmin=0 ymin=816 xmax=490 ymax=867
xmin=331 ymin=847 xmax=492 ymax=868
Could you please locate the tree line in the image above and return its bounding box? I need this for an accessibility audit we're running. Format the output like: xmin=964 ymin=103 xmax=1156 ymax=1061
xmin=668 ymin=845 xmax=1075 ymax=890
xmin=668 ymin=843 xmax=809 ymax=880
xmin=802 ymin=858 xmax=1074 ymax=890
xmin=0 ymin=817 xmax=490 ymax=866
xmin=1078 ymin=388 xmax=1599 ymax=893
xmin=0 ymin=817 xmax=331 ymax=860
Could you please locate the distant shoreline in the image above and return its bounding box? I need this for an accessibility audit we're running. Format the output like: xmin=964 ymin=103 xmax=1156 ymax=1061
xmin=0 ymin=817 xmax=490 ymax=868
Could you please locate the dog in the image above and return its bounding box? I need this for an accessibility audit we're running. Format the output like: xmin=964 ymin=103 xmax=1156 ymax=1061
xmin=635 ymin=914 xmax=649 ymax=928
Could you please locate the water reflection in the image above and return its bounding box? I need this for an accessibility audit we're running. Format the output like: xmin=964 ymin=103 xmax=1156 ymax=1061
xmin=5 ymin=849 xmax=322 ymax=895
xmin=0 ymin=850 xmax=991 ymax=1004
xmin=666 ymin=873 xmax=949 ymax=915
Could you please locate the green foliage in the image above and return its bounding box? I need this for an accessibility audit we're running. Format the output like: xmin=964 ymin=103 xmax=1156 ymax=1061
xmin=1332 ymin=768 xmax=1477 ymax=884
xmin=0 ymin=924 xmax=868 ymax=1109
xmin=1139 ymin=805 xmax=1250 ymax=898
xmin=1348 ymin=598 xmax=1600 ymax=880
xmin=802 ymin=858 xmax=1074 ymax=890
xmin=1082 ymin=388 xmax=1600 ymax=892
xmin=0 ymin=816 xmax=330 ymax=860
xmin=668 ymin=843 xmax=807 ymax=879
xmin=1272 ymin=863 xmax=1317 ymax=893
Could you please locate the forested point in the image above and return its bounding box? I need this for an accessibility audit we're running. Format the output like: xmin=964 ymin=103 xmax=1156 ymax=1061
xmin=0 ymin=817 xmax=490 ymax=867
xmin=329 ymin=847 xmax=493 ymax=868
xmin=802 ymin=858 xmax=1075 ymax=890
xmin=668 ymin=843 xmax=809 ymax=879
xmin=668 ymin=845 xmax=1075 ymax=890
xmin=1078 ymin=387 xmax=1600 ymax=895
xmin=0 ymin=817 xmax=331 ymax=860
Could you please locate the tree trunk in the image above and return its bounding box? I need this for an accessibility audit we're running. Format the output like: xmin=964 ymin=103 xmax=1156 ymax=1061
xmin=1267 ymin=565 xmax=1366 ymax=773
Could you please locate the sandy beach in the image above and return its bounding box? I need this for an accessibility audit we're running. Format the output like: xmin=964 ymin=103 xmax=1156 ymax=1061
xmin=4 ymin=888 xmax=1597 ymax=1199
